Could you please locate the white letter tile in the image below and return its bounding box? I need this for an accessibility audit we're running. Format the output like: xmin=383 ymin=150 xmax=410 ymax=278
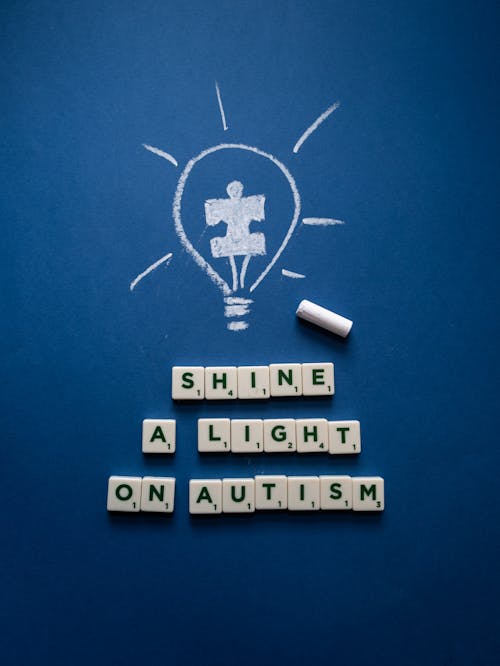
xmin=107 ymin=476 xmax=142 ymax=512
xmin=142 ymin=419 xmax=176 ymax=454
xmin=301 ymin=362 xmax=334 ymax=396
xmin=237 ymin=366 xmax=270 ymax=399
xmin=269 ymin=363 xmax=303 ymax=397
xmin=255 ymin=475 xmax=287 ymax=510
xmin=189 ymin=479 xmax=222 ymax=514
xmin=172 ymin=366 xmax=205 ymax=400
xmin=328 ymin=420 xmax=361 ymax=454
xmin=231 ymin=419 xmax=263 ymax=453
xmin=288 ymin=476 xmax=320 ymax=511
xmin=222 ymin=478 xmax=255 ymax=513
xmin=263 ymin=419 xmax=296 ymax=452
xmin=198 ymin=418 xmax=231 ymax=452
xmin=296 ymin=418 xmax=328 ymax=453
xmin=205 ymin=366 xmax=237 ymax=400
xmin=141 ymin=477 xmax=175 ymax=513
xmin=320 ymin=476 xmax=352 ymax=510
xmin=352 ymin=477 xmax=384 ymax=511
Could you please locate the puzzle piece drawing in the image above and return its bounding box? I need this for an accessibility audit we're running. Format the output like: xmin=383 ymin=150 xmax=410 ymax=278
xmin=205 ymin=181 xmax=266 ymax=259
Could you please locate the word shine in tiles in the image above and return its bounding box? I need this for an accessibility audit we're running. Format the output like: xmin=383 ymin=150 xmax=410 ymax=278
xmin=189 ymin=476 xmax=384 ymax=514
xmin=197 ymin=418 xmax=361 ymax=454
xmin=172 ymin=362 xmax=334 ymax=400
xmin=107 ymin=476 xmax=175 ymax=513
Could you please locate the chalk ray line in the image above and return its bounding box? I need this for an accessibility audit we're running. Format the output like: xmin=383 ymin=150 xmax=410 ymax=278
xmin=129 ymin=252 xmax=173 ymax=291
xmin=282 ymin=269 xmax=306 ymax=279
xmin=143 ymin=144 xmax=178 ymax=167
xmin=292 ymin=101 xmax=340 ymax=154
xmin=215 ymin=81 xmax=228 ymax=131
xmin=302 ymin=217 xmax=345 ymax=226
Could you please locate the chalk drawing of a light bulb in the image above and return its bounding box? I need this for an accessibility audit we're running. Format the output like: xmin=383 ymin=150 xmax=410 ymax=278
xmin=172 ymin=143 xmax=301 ymax=331
xmin=130 ymin=83 xmax=345 ymax=331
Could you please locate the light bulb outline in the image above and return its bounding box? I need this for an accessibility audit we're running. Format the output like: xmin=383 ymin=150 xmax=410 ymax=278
xmin=172 ymin=143 xmax=301 ymax=296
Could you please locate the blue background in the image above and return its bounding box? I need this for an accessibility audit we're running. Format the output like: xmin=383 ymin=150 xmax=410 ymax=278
xmin=2 ymin=1 xmax=499 ymax=664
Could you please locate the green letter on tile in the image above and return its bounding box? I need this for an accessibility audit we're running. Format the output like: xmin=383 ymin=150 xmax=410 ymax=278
xmin=231 ymin=486 xmax=246 ymax=502
xmin=149 ymin=484 xmax=164 ymax=502
xmin=278 ymin=369 xmax=293 ymax=386
xmin=330 ymin=483 xmax=342 ymax=499
xmin=116 ymin=484 xmax=132 ymax=501
xmin=150 ymin=426 xmax=166 ymax=442
xmin=197 ymin=487 xmax=213 ymax=504
xmin=182 ymin=372 xmax=194 ymax=389
xmin=212 ymin=373 xmax=227 ymax=389
xmin=303 ymin=426 xmax=318 ymax=442
xmin=336 ymin=427 xmax=350 ymax=444
xmin=312 ymin=369 xmax=325 ymax=385
xmin=271 ymin=425 xmax=287 ymax=441
xmin=360 ymin=484 xmax=376 ymax=500
xmin=209 ymin=425 xmax=221 ymax=441
xmin=262 ymin=483 xmax=276 ymax=500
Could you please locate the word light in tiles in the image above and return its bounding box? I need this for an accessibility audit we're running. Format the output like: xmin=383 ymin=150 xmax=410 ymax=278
xmin=172 ymin=362 xmax=334 ymax=400
xmin=197 ymin=418 xmax=361 ymax=454
xmin=189 ymin=476 xmax=384 ymax=514
xmin=107 ymin=476 xmax=175 ymax=513
xmin=142 ymin=419 xmax=176 ymax=453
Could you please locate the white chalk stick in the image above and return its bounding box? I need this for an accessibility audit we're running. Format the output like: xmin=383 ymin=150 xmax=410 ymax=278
xmin=296 ymin=299 xmax=353 ymax=338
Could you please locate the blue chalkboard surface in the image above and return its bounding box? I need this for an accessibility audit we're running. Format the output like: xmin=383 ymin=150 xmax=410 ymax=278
xmin=2 ymin=1 xmax=500 ymax=664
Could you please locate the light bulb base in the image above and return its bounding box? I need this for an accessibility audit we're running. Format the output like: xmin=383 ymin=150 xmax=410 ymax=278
xmin=224 ymin=297 xmax=253 ymax=331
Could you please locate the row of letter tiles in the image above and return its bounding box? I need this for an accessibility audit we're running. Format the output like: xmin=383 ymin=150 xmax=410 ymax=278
xmin=172 ymin=363 xmax=334 ymax=400
xmin=190 ymin=477 xmax=384 ymax=513
xmin=107 ymin=476 xmax=175 ymax=512
xmin=198 ymin=419 xmax=360 ymax=454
